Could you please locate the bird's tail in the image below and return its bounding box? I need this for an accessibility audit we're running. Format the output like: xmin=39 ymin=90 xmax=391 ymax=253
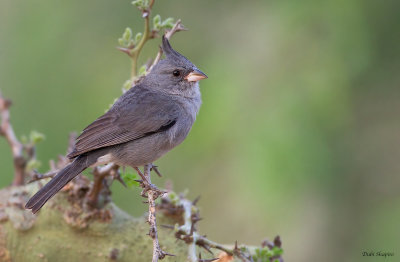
xmin=25 ymin=155 xmax=91 ymax=214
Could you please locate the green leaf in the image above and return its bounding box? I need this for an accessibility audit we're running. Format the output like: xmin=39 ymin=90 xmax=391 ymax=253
xmin=162 ymin=17 xmax=175 ymax=29
xmin=153 ymin=14 xmax=161 ymax=30
xmin=26 ymin=159 xmax=41 ymax=171
xmin=131 ymin=0 xmax=143 ymax=8
xmin=271 ymin=247 xmax=283 ymax=256
xmin=123 ymin=27 xmax=132 ymax=41
xmin=138 ymin=65 xmax=147 ymax=76
xmin=121 ymin=171 xmax=140 ymax=188
xmin=131 ymin=0 xmax=149 ymax=10
xmin=29 ymin=130 xmax=45 ymax=144
xmin=122 ymin=79 xmax=132 ymax=92
xmin=134 ymin=32 xmax=143 ymax=44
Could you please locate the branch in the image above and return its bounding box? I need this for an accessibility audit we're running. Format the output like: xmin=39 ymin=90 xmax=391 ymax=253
xmin=87 ymin=163 xmax=120 ymax=207
xmin=136 ymin=164 xmax=172 ymax=262
xmin=0 ymin=91 xmax=26 ymax=185
xmin=159 ymin=193 xmax=284 ymax=262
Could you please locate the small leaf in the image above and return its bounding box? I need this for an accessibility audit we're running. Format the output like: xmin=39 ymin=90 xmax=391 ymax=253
xmin=26 ymin=159 xmax=41 ymax=172
xmin=162 ymin=17 xmax=175 ymax=29
xmin=134 ymin=32 xmax=143 ymax=44
xmin=123 ymin=27 xmax=132 ymax=41
xmin=131 ymin=0 xmax=143 ymax=7
xmin=122 ymin=79 xmax=132 ymax=92
xmin=121 ymin=171 xmax=140 ymax=188
xmin=30 ymin=130 xmax=45 ymax=144
xmin=153 ymin=14 xmax=161 ymax=30
xmin=138 ymin=65 xmax=147 ymax=76
xmin=271 ymin=247 xmax=283 ymax=256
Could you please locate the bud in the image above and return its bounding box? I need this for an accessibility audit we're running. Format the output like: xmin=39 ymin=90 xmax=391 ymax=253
xmin=118 ymin=37 xmax=125 ymax=46
xmin=153 ymin=14 xmax=161 ymax=30
xmin=123 ymin=27 xmax=132 ymax=41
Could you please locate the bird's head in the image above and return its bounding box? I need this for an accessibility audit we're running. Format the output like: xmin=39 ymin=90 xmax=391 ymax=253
xmin=144 ymin=36 xmax=207 ymax=97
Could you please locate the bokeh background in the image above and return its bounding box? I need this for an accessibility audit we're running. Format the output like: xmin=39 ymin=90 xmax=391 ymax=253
xmin=1 ymin=0 xmax=399 ymax=261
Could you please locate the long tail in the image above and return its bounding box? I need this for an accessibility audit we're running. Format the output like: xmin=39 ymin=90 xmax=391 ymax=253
xmin=25 ymin=155 xmax=91 ymax=214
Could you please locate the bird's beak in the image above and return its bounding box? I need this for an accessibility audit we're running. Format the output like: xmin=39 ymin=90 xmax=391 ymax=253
xmin=185 ymin=69 xmax=208 ymax=82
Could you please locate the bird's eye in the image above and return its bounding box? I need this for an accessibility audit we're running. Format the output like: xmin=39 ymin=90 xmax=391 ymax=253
xmin=173 ymin=70 xmax=181 ymax=77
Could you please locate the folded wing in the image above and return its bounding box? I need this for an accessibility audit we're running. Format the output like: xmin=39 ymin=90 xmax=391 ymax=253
xmin=67 ymin=86 xmax=179 ymax=158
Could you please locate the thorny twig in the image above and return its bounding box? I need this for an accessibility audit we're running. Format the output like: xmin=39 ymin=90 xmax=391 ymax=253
xmin=137 ymin=164 xmax=173 ymax=262
xmin=28 ymin=169 xmax=58 ymax=183
xmin=159 ymin=193 xmax=284 ymax=262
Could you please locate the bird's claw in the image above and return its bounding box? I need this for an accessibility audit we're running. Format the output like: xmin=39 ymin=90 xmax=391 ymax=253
xmin=150 ymin=164 xmax=163 ymax=177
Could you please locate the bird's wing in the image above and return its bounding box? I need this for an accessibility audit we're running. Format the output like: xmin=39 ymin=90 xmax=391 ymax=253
xmin=67 ymin=87 xmax=179 ymax=158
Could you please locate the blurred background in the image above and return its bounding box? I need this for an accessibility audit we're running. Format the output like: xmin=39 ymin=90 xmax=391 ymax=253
xmin=1 ymin=0 xmax=399 ymax=261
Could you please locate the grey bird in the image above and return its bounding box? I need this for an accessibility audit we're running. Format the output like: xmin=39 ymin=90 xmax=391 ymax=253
xmin=25 ymin=36 xmax=207 ymax=214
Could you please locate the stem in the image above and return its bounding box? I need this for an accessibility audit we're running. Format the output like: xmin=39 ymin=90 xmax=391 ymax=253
xmin=129 ymin=3 xmax=152 ymax=80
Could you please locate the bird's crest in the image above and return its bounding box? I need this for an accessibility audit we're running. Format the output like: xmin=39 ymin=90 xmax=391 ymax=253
xmin=162 ymin=36 xmax=187 ymax=61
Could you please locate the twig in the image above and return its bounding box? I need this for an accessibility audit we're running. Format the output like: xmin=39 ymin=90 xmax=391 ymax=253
xmin=0 ymin=91 xmax=26 ymax=185
xmin=148 ymin=19 xmax=187 ymax=73
xmin=141 ymin=164 xmax=171 ymax=262
xmin=87 ymin=163 xmax=120 ymax=207
xmin=159 ymin=193 xmax=283 ymax=262
xmin=126 ymin=0 xmax=156 ymax=79
xmin=28 ymin=170 xmax=58 ymax=184
xmin=176 ymin=198 xmax=237 ymax=261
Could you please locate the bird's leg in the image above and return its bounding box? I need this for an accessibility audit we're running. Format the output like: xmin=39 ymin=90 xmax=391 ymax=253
xmin=134 ymin=167 xmax=147 ymax=182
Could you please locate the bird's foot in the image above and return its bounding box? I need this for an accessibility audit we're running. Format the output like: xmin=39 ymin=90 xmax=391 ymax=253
xmin=140 ymin=182 xmax=165 ymax=199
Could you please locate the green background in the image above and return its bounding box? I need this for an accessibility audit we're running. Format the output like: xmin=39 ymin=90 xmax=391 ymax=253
xmin=1 ymin=0 xmax=399 ymax=261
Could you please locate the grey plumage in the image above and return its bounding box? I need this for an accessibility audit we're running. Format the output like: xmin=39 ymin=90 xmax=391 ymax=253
xmin=25 ymin=36 xmax=207 ymax=213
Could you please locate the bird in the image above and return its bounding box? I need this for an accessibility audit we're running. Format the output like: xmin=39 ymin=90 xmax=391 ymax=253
xmin=25 ymin=36 xmax=207 ymax=214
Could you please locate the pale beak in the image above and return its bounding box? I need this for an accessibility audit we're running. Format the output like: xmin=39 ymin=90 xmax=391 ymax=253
xmin=184 ymin=69 xmax=208 ymax=82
